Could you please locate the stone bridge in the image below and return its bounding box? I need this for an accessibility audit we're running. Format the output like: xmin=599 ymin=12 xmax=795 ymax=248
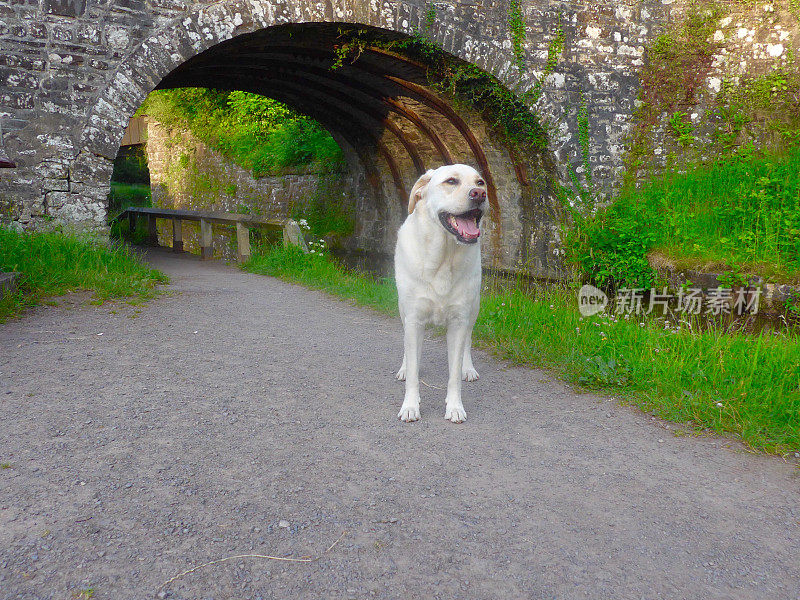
xmin=0 ymin=0 xmax=667 ymax=274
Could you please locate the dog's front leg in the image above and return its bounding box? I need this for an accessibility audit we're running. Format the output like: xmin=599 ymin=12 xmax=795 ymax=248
xmin=462 ymin=330 xmax=479 ymax=381
xmin=397 ymin=318 xmax=423 ymax=422
xmin=444 ymin=319 xmax=469 ymax=423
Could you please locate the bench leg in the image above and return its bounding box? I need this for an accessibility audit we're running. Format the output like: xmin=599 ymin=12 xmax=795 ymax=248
xmin=283 ymin=219 xmax=309 ymax=253
xmin=172 ymin=219 xmax=183 ymax=253
xmin=236 ymin=222 xmax=251 ymax=263
xmin=147 ymin=215 xmax=158 ymax=247
xmin=200 ymin=218 xmax=213 ymax=260
xmin=128 ymin=212 xmax=136 ymax=237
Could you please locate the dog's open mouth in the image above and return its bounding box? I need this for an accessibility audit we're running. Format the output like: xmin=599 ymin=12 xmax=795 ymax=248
xmin=438 ymin=208 xmax=483 ymax=244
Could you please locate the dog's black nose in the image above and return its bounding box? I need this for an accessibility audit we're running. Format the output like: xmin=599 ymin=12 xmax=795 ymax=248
xmin=469 ymin=187 xmax=487 ymax=205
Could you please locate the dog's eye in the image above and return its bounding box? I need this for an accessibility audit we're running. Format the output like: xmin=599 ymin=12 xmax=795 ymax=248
xmin=476 ymin=179 xmax=485 ymax=186
xmin=445 ymin=178 xmax=459 ymax=185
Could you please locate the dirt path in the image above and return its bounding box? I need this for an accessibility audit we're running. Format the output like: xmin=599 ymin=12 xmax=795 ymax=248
xmin=1 ymin=249 xmax=798 ymax=600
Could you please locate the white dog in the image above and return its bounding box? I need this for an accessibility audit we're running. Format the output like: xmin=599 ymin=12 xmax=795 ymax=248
xmin=394 ymin=164 xmax=488 ymax=423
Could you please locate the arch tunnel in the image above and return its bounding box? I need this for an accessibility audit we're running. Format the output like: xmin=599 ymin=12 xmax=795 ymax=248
xmin=138 ymin=24 xmax=561 ymax=275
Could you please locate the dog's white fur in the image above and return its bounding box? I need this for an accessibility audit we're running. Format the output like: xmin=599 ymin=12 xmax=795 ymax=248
xmin=394 ymin=164 xmax=488 ymax=423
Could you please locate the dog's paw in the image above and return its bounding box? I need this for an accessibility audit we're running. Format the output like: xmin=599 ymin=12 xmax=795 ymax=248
xmin=398 ymin=403 xmax=420 ymax=422
xmin=396 ymin=366 xmax=406 ymax=381
xmin=462 ymin=367 xmax=479 ymax=382
xmin=444 ymin=404 xmax=467 ymax=423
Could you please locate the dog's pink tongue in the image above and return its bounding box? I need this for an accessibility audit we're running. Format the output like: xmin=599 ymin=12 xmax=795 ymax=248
xmin=454 ymin=215 xmax=480 ymax=238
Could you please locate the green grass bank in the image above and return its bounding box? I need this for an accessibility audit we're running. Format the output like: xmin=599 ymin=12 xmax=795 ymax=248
xmin=244 ymin=244 xmax=800 ymax=456
xmin=0 ymin=228 xmax=167 ymax=322
xmin=567 ymin=145 xmax=800 ymax=287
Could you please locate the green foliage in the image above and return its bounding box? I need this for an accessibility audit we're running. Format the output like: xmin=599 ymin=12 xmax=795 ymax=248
xmin=568 ymin=145 xmax=800 ymax=286
xmin=243 ymin=244 xmax=800 ymax=455
xmin=140 ymin=88 xmax=344 ymax=177
xmin=630 ymin=5 xmax=800 ymax=174
xmin=252 ymin=118 xmax=345 ymax=177
xmin=442 ymin=63 xmax=548 ymax=148
xmin=563 ymin=196 xmax=658 ymax=289
xmin=528 ymin=28 xmax=565 ymax=104
xmin=628 ymin=5 xmax=722 ymax=174
xmin=423 ymin=2 xmax=436 ymax=35
xmin=577 ymin=96 xmax=592 ymax=184
xmin=243 ymin=244 xmax=397 ymax=315
xmin=330 ymin=27 xmax=549 ymax=149
xmin=111 ymin=145 xmax=149 ymax=185
xmin=507 ymin=0 xmax=528 ymax=70
xmin=225 ymin=90 xmax=295 ymax=134
xmin=717 ymin=266 xmax=751 ymax=288
xmin=107 ymin=183 xmax=151 ymax=215
xmin=109 ymin=212 xmax=151 ymax=246
xmin=0 ymin=227 xmax=167 ymax=321
xmin=668 ymin=111 xmax=696 ymax=147
xmin=713 ymin=68 xmax=800 ymax=149
xmin=291 ymin=172 xmax=355 ymax=242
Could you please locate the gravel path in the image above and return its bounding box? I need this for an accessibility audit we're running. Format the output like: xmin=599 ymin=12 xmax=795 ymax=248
xmin=1 ymin=248 xmax=798 ymax=600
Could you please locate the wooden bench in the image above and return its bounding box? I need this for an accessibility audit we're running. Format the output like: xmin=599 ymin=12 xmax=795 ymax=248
xmin=117 ymin=206 xmax=307 ymax=262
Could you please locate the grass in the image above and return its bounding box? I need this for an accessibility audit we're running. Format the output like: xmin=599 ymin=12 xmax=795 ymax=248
xmin=108 ymin=183 xmax=151 ymax=215
xmin=0 ymin=228 xmax=168 ymax=321
xmin=567 ymin=145 xmax=800 ymax=286
xmin=243 ymin=244 xmax=396 ymax=314
xmin=244 ymin=244 xmax=800 ymax=455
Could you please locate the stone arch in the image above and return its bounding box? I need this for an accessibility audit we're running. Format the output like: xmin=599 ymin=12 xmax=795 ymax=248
xmin=77 ymin=0 xmax=562 ymax=274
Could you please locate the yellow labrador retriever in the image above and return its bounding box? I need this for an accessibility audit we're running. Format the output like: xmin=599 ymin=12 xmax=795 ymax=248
xmin=395 ymin=164 xmax=488 ymax=423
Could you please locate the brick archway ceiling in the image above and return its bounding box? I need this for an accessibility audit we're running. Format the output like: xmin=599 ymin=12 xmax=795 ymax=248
xmin=156 ymin=24 xmax=502 ymax=213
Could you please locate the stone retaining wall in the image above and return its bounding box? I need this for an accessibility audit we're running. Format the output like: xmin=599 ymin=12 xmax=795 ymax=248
xmin=145 ymin=119 xmax=318 ymax=260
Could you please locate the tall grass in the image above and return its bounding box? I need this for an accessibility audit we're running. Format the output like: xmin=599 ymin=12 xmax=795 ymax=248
xmin=244 ymin=244 xmax=800 ymax=455
xmin=567 ymin=145 xmax=800 ymax=285
xmin=0 ymin=228 xmax=167 ymax=321
xmin=107 ymin=183 xmax=151 ymax=215
xmin=243 ymin=244 xmax=396 ymax=314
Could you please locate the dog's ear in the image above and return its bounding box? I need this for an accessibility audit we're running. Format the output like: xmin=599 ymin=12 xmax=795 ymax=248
xmin=408 ymin=169 xmax=435 ymax=214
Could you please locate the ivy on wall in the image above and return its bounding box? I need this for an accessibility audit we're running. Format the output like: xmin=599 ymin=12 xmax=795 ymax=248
xmin=577 ymin=96 xmax=591 ymax=185
xmin=626 ymin=2 xmax=800 ymax=179
xmin=331 ymin=24 xmax=550 ymax=150
xmin=507 ymin=0 xmax=528 ymax=70
xmin=528 ymin=28 xmax=565 ymax=103
xmin=625 ymin=5 xmax=722 ymax=179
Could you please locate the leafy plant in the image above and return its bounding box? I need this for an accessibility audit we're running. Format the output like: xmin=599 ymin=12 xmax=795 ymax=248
xmin=717 ymin=266 xmax=751 ymax=288
xmin=564 ymin=203 xmax=658 ymax=289
xmin=626 ymin=5 xmax=722 ymax=175
xmin=111 ymin=145 xmax=149 ymax=185
xmin=578 ymin=352 xmax=632 ymax=387
xmin=507 ymin=0 xmax=528 ymax=70
xmin=668 ymin=111 xmax=696 ymax=147
xmin=290 ymin=171 xmax=355 ymax=242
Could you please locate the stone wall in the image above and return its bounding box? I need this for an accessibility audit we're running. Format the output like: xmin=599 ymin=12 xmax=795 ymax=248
xmin=0 ymin=0 xmax=667 ymax=234
xmin=144 ymin=119 xmax=318 ymax=260
xmin=0 ymin=0 xmax=797 ymax=274
xmin=628 ymin=1 xmax=800 ymax=173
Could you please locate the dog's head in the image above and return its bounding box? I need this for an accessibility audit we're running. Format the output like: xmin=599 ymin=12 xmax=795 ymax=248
xmin=408 ymin=164 xmax=488 ymax=245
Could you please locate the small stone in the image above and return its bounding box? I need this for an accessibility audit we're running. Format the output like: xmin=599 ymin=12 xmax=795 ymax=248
xmin=278 ymin=520 xmax=290 ymax=528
